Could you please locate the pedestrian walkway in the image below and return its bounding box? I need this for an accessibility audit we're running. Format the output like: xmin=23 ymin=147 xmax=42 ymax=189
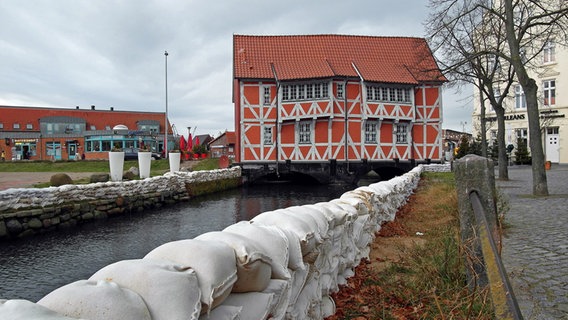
xmin=496 ymin=164 xmax=568 ymax=320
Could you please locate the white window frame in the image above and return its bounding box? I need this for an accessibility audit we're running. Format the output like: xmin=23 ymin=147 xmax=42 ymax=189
xmin=364 ymin=120 xmax=378 ymax=144
xmin=263 ymin=86 xmax=271 ymax=105
xmin=395 ymin=123 xmax=408 ymax=144
xmin=13 ymin=123 xmax=20 ymax=129
xmin=337 ymin=83 xmax=344 ymax=99
xmin=263 ymin=126 xmax=273 ymax=145
xmin=282 ymin=82 xmax=329 ymax=102
xmin=298 ymin=121 xmax=312 ymax=144
xmin=543 ymin=79 xmax=555 ymax=106
xmin=543 ymin=40 xmax=555 ymax=64
xmin=515 ymin=85 xmax=526 ymax=109
xmin=26 ymin=123 xmax=33 ymax=130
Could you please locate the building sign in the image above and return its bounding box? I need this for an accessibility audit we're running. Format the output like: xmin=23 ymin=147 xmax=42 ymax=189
xmin=540 ymin=109 xmax=565 ymax=119
xmin=14 ymin=139 xmax=38 ymax=144
xmin=484 ymin=114 xmax=525 ymax=122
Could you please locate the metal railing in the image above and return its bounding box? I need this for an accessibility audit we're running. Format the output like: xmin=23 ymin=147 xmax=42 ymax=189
xmin=469 ymin=190 xmax=523 ymax=320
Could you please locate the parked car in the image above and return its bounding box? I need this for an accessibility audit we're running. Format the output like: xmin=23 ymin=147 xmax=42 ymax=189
xmin=123 ymin=148 xmax=162 ymax=160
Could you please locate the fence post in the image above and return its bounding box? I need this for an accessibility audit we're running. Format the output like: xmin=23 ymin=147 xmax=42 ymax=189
xmin=453 ymin=154 xmax=500 ymax=288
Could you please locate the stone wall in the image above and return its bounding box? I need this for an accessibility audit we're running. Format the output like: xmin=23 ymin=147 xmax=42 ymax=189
xmin=0 ymin=164 xmax=434 ymax=320
xmin=0 ymin=167 xmax=242 ymax=240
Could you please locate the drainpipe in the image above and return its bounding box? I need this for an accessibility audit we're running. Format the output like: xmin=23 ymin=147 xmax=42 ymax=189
xmin=351 ymin=62 xmax=365 ymax=173
xmin=270 ymin=63 xmax=280 ymax=177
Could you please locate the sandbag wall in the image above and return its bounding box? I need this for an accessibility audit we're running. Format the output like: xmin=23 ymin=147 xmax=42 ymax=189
xmin=0 ymin=165 xmax=425 ymax=320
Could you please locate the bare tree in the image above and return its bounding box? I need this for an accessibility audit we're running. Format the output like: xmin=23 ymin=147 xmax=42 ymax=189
xmin=427 ymin=0 xmax=568 ymax=195
xmin=425 ymin=0 xmax=516 ymax=180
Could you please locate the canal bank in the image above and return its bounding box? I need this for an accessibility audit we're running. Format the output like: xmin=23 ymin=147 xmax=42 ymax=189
xmin=0 ymin=167 xmax=242 ymax=240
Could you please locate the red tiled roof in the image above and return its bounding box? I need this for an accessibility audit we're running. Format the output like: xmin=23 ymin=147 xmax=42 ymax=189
xmin=233 ymin=34 xmax=446 ymax=84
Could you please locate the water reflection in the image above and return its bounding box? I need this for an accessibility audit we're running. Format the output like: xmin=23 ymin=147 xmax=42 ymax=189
xmin=0 ymin=182 xmax=351 ymax=302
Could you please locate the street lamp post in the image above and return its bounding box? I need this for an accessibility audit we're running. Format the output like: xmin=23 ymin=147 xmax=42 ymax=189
xmin=164 ymin=50 xmax=169 ymax=159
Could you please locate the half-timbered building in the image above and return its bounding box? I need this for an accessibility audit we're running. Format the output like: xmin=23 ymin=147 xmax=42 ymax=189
xmin=233 ymin=34 xmax=446 ymax=183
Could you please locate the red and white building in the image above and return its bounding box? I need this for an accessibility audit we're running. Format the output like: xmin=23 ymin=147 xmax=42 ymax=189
xmin=232 ymin=34 xmax=446 ymax=182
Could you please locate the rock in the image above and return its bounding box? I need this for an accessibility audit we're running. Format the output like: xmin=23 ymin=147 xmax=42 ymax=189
xmin=28 ymin=218 xmax=43 ymax=229
xmin=0 ymin=221 xmax=7 ymax=237
xmin=6 ymin=219 xmax=23 ymax=235
xmin=50 ymin=173 xmax=73 ymax=187
xmin=123 ymin=171 xmax=136 ymax=180
xmin=90 ymin=173 xmax=109 ymax=183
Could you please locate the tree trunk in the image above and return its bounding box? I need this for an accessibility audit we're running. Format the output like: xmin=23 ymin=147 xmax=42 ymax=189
xmin=525 ymin=81 xmax=549 ymax=195
xmin=494 ymin=107 xmax=509 ymax=180
xmin=478 ymin=81 xmax=488 ymax=158
xmin=504 ymin=0 xmax=549 ymax=196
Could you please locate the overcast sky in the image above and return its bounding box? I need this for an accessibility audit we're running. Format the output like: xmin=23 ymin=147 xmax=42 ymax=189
xmin=0 ymin=0 xmax=472 ymax=138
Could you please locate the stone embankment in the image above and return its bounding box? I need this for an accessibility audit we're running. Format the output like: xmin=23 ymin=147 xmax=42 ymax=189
xmin=0 ymin=164 xmax=451 ymax=320
xmin=0 ymin=167 xmax=242 ymax=239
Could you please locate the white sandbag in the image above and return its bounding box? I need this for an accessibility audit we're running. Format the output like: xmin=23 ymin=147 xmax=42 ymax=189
xmin=337 ymin=192 xmax=371 ymax=216
xmin=199 ymin=305 xmax=241 ymax=320
xmin=251 ymin=209 xmax=317 ymax=255
xmin=143 ymin=239 xmax=238 ymax=311
xmin=287 ymin=263 xmax=309 ymax=306
xmin=37 ymin=280 xmax=151 ymax=320
xmin=89 ymin=259 xmax=201 ymax=320
xmin=313 ymin=201 xmax=350 ymax=226
xmin=286 ymin=206 xmax=330 ymax=241
xmin=321 ymin=295 xmax=336 ymax=318
xmin=221 ymin=292 xmax=273 ymax=320
xmin=278 ymin=227 xmax=305 ymax=271
xmin=196 ymin=231 xmax=273 ymax=293
xmin=0 ymin=299 xmax=81 ymax=320
xmin=261 ymin=279 xmax=290 ymax=320
xmin=223 ymin=221 xmax=290 ymax=280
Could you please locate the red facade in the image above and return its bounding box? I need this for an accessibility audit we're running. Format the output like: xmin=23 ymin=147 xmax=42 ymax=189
xmin=233 ymin=35 xmax=446 ymax=165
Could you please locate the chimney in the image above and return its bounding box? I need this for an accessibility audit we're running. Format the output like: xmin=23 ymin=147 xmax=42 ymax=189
xmin=91 ymin=105 xmax=95 ymax=110
xmin=110 ymin=107 xmax=114 ymax=111
xmin=75 ymin=106 xmax=79 ymax=109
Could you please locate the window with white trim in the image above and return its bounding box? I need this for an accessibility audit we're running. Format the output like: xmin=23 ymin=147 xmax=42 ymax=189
xmin=516 ymin=128 xmax=528 ymax=145
xmin=282 ymin=82 xmax=328 ymax=101
xmin=366 ymin=84 xmax=411 ymax=103
xmin=282 ymin=86 xmax=289 ymax=100
xmin=0 ymin=123 xmax=3 ymax=129
xmin=13 ymin=123 xmax=20 ymax=129
xmin=515 ymin=85 xmax=526 ymax=109
xmin=26 ymin=123 xmax=33 ymax=130
xmin=263 ymin=126 xmax=273 ymax=145
xmin=364 ymin=120 xmax=378 ymax=143
xmin=395 ymin=123 xmax=408 ymax=144
xmin=337 ymin=83 xmax=344 ymax=99
xmin=543 ymin=80 xmax=555 ymax=106
xmin=263 ymin=87 xmax=271 ymax=105
xmin=298 ymin=121 xmax=311 ymax=144
xmin=543 ymin=41 xmax=555 ymax=63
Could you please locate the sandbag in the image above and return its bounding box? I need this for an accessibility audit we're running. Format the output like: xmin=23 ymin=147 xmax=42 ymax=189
xmin=195 ymin=231 xmax=273 ymax=293
xmin=37 ymin=280 xmax=151 ymax=320
xmin=0 ymin=299 xmax=81 ymax=320
xmin=261 ymin=279 xmax=290 ymax=320
xmin=221 ymin=292 xmax=274 ymax=320
xmin=89 ymin=259 xmax=201 ymax=320
xmin=199 ymin=305 xmax=241 ymax=320
xmin=251 ymin=209 xmax=317 ymax=255
xmin=223 ymin=221 xmax=290 ymax=280
xmin=143 ymin=239 xmax=237 ymax=312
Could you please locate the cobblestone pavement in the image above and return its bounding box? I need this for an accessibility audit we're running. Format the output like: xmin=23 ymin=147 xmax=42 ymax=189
xmin=496 ymin=164 xmax=568 ymax=320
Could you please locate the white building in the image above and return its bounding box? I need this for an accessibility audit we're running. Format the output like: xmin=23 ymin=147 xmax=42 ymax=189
xmin=472 ymin=41 xmax=568 ymax=164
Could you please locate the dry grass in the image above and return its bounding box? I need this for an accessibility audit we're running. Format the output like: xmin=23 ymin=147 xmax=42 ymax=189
xmin=327 ymin=172 xmax=492 ymax=320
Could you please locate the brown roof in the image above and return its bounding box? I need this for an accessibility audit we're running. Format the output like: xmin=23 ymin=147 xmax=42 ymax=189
xmin=233 ymin=34 xmax=446 ymax=85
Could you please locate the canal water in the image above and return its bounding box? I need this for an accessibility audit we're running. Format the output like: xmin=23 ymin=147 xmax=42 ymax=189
xmin=0 ymin=182 xmax=352 ymax=302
